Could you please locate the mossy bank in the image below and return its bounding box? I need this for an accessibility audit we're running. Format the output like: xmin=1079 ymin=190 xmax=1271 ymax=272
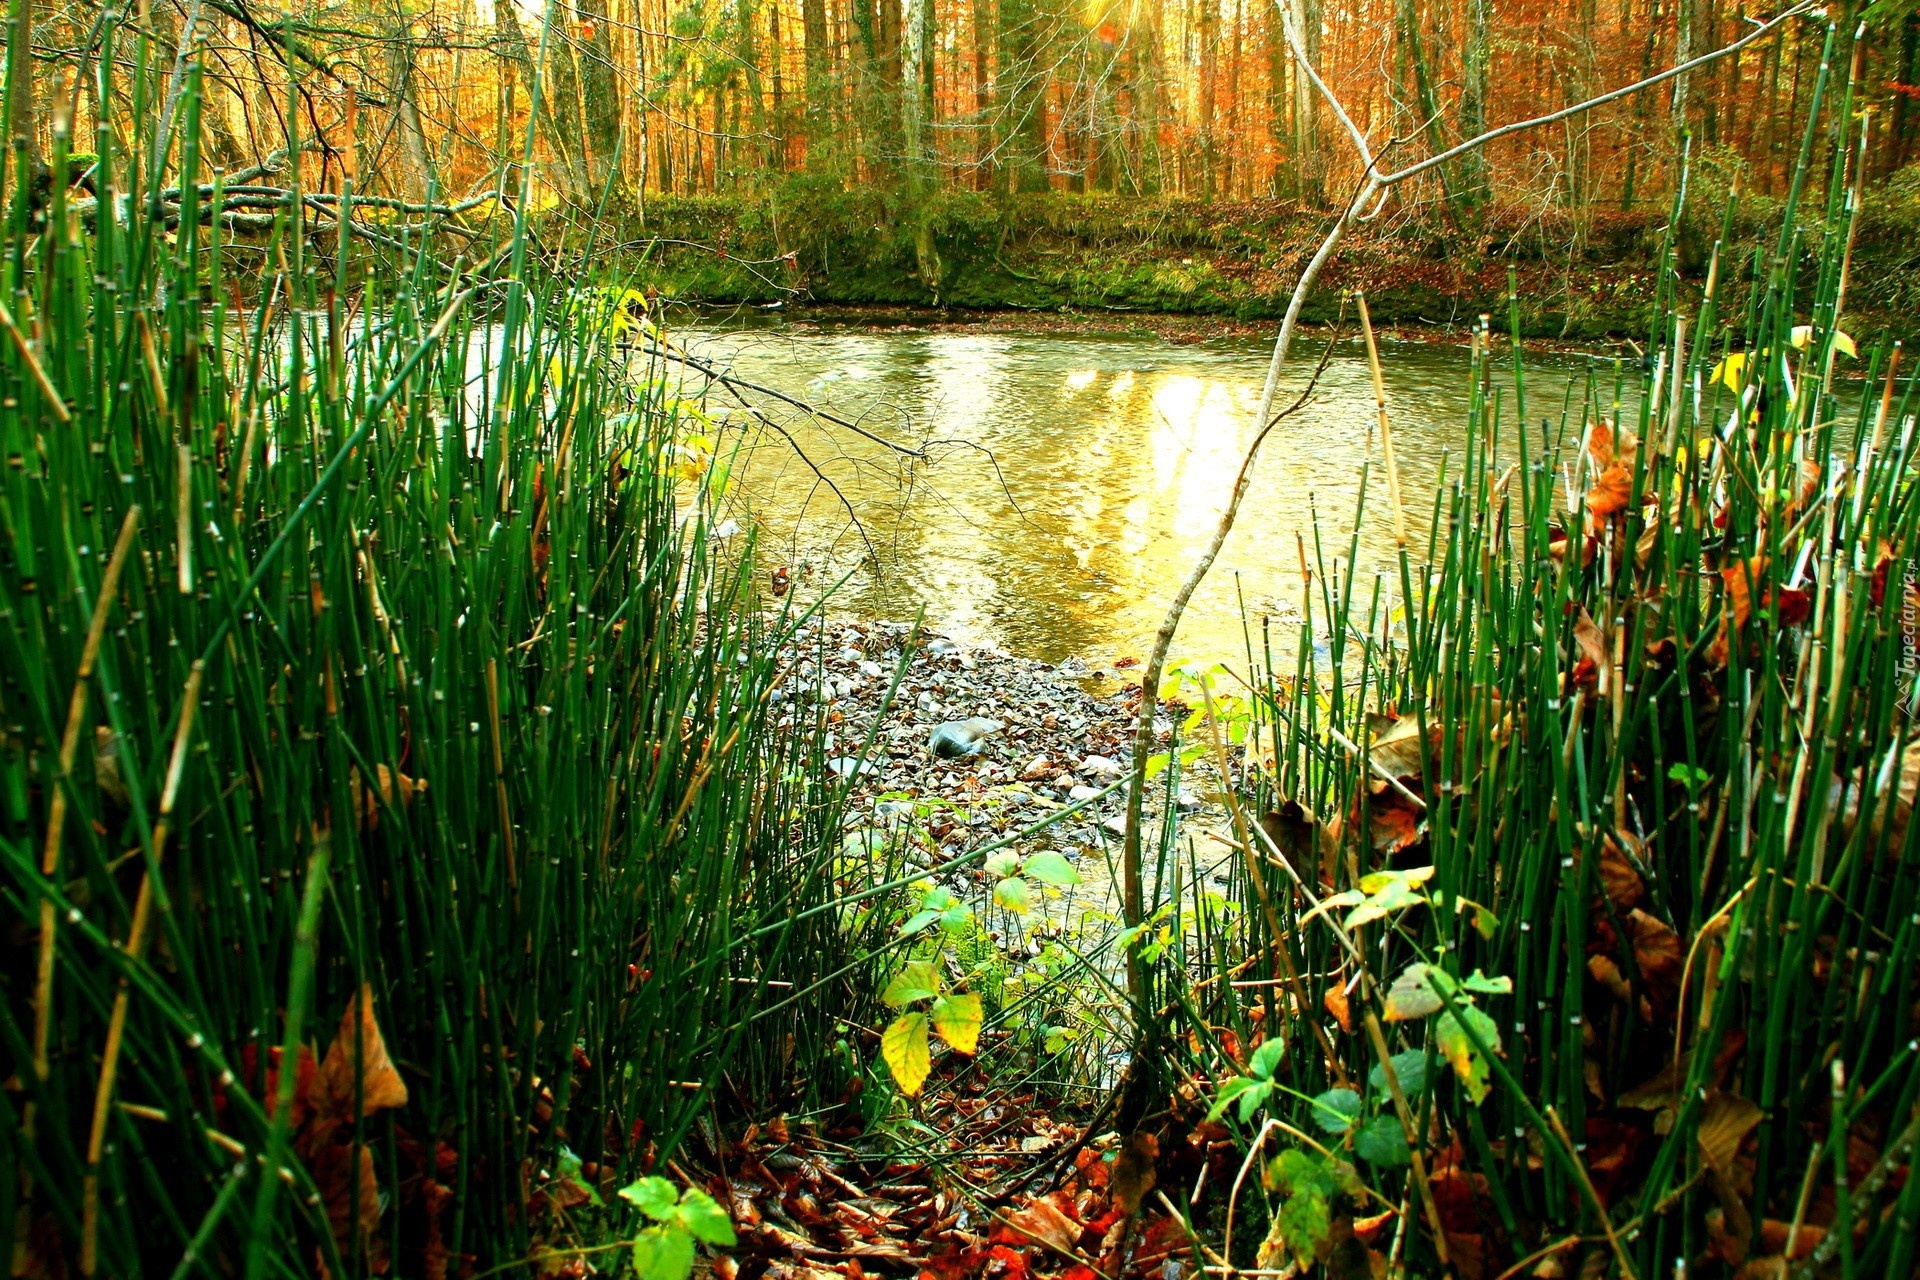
xmin=595 ymin=172 xmax=1920 ymax=340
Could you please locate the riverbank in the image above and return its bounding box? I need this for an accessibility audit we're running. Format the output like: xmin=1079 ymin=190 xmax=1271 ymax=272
xmin=781 ymin=617 xmax=1180 ymax=855
xmin=597 ymin=180 xmax=1920 ymax=340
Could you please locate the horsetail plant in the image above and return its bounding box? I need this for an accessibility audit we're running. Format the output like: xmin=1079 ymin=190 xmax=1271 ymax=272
xmin=0 ymin=26 xmax=872 ymax=1280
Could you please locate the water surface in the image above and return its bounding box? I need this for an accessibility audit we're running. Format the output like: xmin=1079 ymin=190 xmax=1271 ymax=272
xmin=672 ymin=320 xmax=1631 ymax=664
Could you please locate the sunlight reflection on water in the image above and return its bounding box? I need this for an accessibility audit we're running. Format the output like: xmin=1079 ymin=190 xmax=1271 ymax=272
xmin=666 ymin=320 xmax=1639 ymax=665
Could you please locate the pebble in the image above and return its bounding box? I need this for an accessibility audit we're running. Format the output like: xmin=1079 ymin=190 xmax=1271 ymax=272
xmin=764 ymin=620 xmax=1220 ymax=896
xmin=929 ymin=717 xmax=1003 ymax=759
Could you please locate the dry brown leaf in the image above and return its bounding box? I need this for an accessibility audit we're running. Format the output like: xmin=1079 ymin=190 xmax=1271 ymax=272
xmin=1587 ymin=954 xmax=1631 ymax=1003
xmin=1111 ymin=1131 xmax=1159 ymax=1216
xmin=1697 ymin=1092 xmax=1763 ymax=1175
xmin=1722 ymin=556 xmax=1768 ymax=631
xmin=351 ymin=764 xmax=420 ymax=833
xmin=1572 ymin=610 xmax=1609 ymax=690
xmin=1002 ymin=1195 xmax=1084 ymax=1260
xmin=1323 ymin=982 xmax=1353 ymax=1033
xmin=1358 ymin=786 xmax=1425 ymax=856
xmin=1586 ymin=463 xmax=1635 ymax=521
xmin=1757 ymin=1218 xmax=1824 ymax=1259
xmin=314 ymin=985 xmax=410 ymax=1142
xmin=1586 ymin=419 xmax=1636 ymax=468
xmin=1598 ymin=835 xmax=1648 ymax=909
xmin=312 ymin=1140 xmax=388 ymax=1273
xmin=1259 ymin=801 xmax=1336 ymax=889
xmin=1368 ymin=713 xmax=1431 ymax=780
xmin=1625 ymin=909 xmax=1683 ymax=1004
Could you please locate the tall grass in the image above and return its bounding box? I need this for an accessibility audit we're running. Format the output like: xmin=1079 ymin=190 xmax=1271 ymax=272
xmin=0 ymin=23 xmax=864 ymax=1279
xmin=1168 ymin=22 xmax=1920 ymax=1278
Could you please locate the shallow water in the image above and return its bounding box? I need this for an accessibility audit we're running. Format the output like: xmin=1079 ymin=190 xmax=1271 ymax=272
xmin=671 ymin=319 xmax=1638 ymax=665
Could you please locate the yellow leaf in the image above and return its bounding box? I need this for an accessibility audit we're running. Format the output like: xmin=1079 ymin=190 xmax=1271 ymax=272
xmin=881 ymin=1012 xmax=932 ymax=1095
xmin=1711 ymin=352 xmax=1748 ymax=392
xmin=994 ymin=876 xmax=1033 ymax=913
xmin=1789 ymin=325 xmax=1858 ymax=358
xmin=930 ymin=993 xmax=983 ymax=1055
xmin=882 ymin=961 xmax=942 ymax=1009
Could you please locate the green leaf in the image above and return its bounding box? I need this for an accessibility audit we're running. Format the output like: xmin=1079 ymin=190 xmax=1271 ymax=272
xmin=675 ymin=1188 xmax=737 ymax=1246
xmin=1268 ymin=1149 xmax=1330 ymax=1196
xmin=881 ymin=1012 xmax=933 ymax=1095
xmin=882 ymin=961 xmax=942 ymax=1008
xmin=923 ymin=886 xmax=957 ymax=910
xmin=1299 ymin=889 xmax=1365 ymax=928
xmin=1435 ymin=1004 xmax=1502 ymax=1106
xmin=1368 ymin=1049 xmax=1429 ymax=1097
xmin=1022 ymin=850 xmax=1081 ymax=886
xmin=1277 ymin=1184 xmax=1332 ymax=1267
xmin=1461 ymin=970 xmax=1512 ymax=996
xmin=632 ymin=1225 xmax=696 ymax=1280
xmin=898 ymin=910 xmax=940 ymax=938
xmin=619 ymin=1176 xmax=681 ymax=1221
xmin=1357 ymin=866 xmax=1435 ymax=894
xmin=983 ymin=851 xmax=1022 ymax=878
xmin=557 ymin=1146 xmax=604 ymax=1206
xmin=930 ymin=992 xmax=984 ymax=1055
xmin=1249 ymin=1037 xmax=1286 ymax=1081
xmin=1354 ymin=1116 xmax=1412 ymax=1167
xmin=993 ymin=876 xmax=1034 ymax=913
xmin=1384 ymin=963 xmax=1445 ymax=1021
xmin=1236 ymin=1079 xmax=1274 ymax=1123
xmin=939 ymin=903 xmax=972 ymax=931
xmin=1668 ymin=763 xmax=1711 ymax=790
xmin=1344 ymin=876 xmax=1427 ymax=929
xmin=1309 ymin=1087 xmax=1362 ymax=1134
xmin=1144 ymin=752 xmax=1172 ymax=780
xmin=1206 ymin=1075 xmax=1264 ymax=1122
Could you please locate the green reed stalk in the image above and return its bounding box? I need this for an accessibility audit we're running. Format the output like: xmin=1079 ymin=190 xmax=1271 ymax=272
xmin=0 ymin=27 xmax=869 ymax=1278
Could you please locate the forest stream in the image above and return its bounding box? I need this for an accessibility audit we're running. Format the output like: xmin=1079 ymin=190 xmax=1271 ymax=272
xmin=684 ymin=317 xmax=1639 ymax=663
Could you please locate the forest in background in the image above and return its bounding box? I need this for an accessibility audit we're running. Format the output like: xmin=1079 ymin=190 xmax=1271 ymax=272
xmin=14 ymin=0 xmax=1920 ymax=329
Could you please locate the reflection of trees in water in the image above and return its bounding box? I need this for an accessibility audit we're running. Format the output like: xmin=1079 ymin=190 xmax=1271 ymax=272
xmin=660 ymin=326 xmax=1635 ymax=657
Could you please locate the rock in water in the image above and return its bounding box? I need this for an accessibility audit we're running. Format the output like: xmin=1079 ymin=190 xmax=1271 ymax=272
xmin=929 ymin=717 xmax=1004 ymax=759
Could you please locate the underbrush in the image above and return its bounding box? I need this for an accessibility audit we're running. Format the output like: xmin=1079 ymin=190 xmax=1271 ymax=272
xmin=0 ymin=42 xmax=878 ymax=1279
xmin=593 ymin=164 xmax=1920 ymax=340
xmin=1113 ymin=44 xmax=1920 ymax=1278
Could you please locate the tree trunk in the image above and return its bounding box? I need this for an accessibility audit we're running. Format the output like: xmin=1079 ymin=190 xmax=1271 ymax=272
xmin=768 ymin=0 xmax=787 ymax=169
xmin=973 ymin=0 xmax=994 ymax=187
xmin=578 ymin=0 xmax=627 ymax=204
xmin=1292 ymin=0 xmax=1322 ymax=205
xmin=3 ymin=0 xmax=37 ymax=217
xmin=803 ymin=0 xmax=831 ymax=161
xmin=386 ymin=0 xmax=436 ymax=201
xmin=998 ymin=0 xmax=1050 ymax=192
xmin=1460 ymin=0 xmax=1490 ymax=207
xmin=1897 ymin=16 xmax=1919 ymax=172
xmin=1393 ymin=0 xmax=1459 ymax=217
xmin=1198 ymin=0 xmax=1217 ymax=199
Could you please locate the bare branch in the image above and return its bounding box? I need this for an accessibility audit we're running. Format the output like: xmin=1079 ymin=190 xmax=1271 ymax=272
xmin=1383 ymin=1 xmax=1816 ymax=188
xmin=1281 ymin=5 xmax=1374 ymax=176
xmin=1114 ymin=0 xmax=1818 ymax=1128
